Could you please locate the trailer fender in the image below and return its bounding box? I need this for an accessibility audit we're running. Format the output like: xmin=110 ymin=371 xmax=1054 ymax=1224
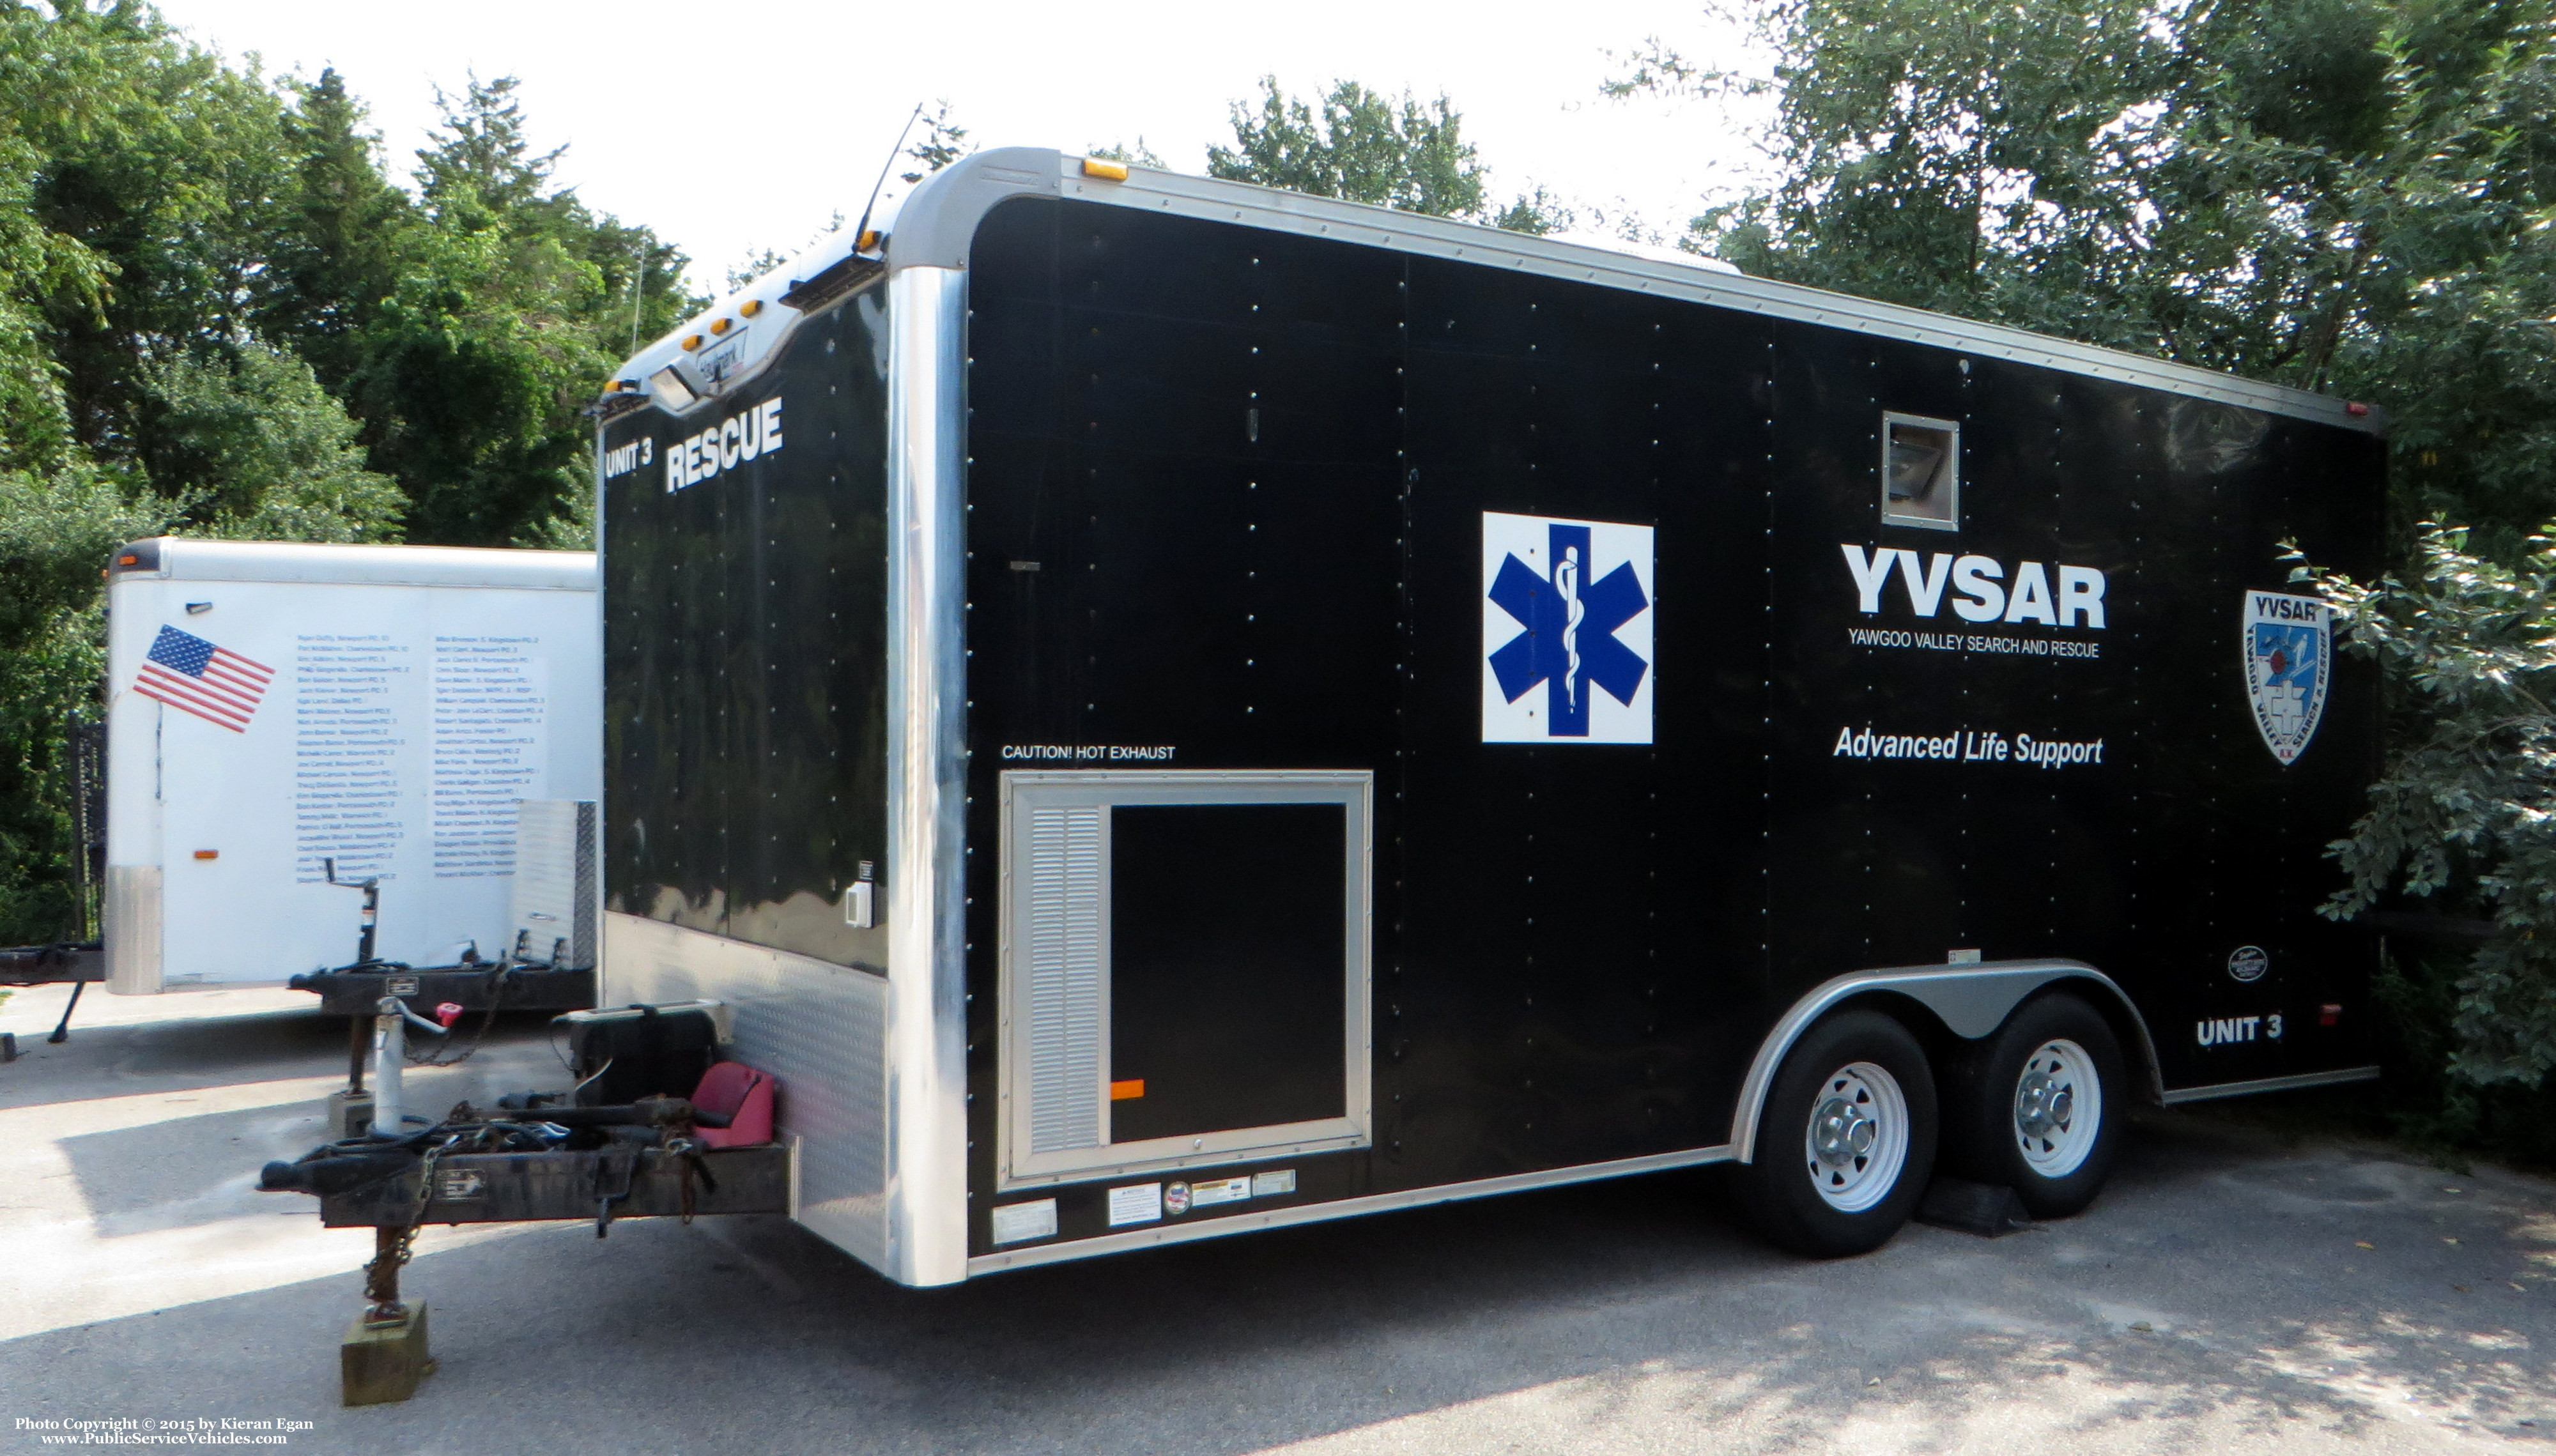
xmin=1730 ymin=960 xmax=2162 ymax=1163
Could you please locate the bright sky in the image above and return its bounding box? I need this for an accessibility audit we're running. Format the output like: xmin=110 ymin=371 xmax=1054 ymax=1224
xmin=148 ymin=0 xmax=1776 ymax=293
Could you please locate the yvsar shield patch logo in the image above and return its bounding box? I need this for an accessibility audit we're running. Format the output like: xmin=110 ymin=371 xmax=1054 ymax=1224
xmin=1481 ymin=512 xmax=1654 ymax=744
xmin=2243 ymin=591 xmax=2331 ymax=765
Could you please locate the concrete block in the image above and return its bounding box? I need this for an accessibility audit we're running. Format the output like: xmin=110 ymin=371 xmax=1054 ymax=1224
xmin=341 ymin=1303 xmax=433 ymax=1406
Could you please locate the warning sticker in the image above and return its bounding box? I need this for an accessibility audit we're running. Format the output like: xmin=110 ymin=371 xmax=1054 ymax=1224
xmin=1107 ymin=1183 xmax=1164 ymax=1227
xmin=1190 ymin=1176 xmax=1251 ymax=1208
xmin=990 ymin=1199 xmax=1058 ymax=1245
xmin=1251 ymin=1169 xmax=1297 ymax=1197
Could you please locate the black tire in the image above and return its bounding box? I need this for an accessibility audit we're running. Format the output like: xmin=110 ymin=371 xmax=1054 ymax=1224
xmin=1944 ymin=992 xmax=2125 ymax=1220
xmin=1736 ymin=1009 xmax=1938 ymax=1258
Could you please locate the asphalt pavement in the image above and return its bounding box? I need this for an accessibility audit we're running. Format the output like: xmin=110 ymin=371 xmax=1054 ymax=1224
xmin=3 ymin=979 xmax=2550 ymax=1455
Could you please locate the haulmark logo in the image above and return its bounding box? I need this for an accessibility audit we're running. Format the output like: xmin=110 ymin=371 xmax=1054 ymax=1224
xmin=1482 ymin=512 xmax=1654 ymax=743
xmin=2242 ymin=592 xmax=2330 ymax=765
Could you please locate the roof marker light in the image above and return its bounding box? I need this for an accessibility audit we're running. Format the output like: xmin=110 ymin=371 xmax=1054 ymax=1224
xmin=709 ymin=318 xmax=733 ymax=336
xmin=1083 ymin=158 xmax=1130 ymax=181
xmin=856 ymin=229 xmax=883 ymax=252
xmin=681 ymin=333 xmax=704 ymax=351
xmin=739 ymin=299 xmax=764 ymax=319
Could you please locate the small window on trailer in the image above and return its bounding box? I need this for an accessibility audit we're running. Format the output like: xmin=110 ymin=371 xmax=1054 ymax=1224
xmin=1882 ymin=413 xmax=1960 ymax=531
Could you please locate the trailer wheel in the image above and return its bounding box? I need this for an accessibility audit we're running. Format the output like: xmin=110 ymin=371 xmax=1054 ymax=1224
xmin=1948 ymin=993 xmax=2124 ymax=1219
xmin=1738 ymin=1009 xmax=1937 ymax=1257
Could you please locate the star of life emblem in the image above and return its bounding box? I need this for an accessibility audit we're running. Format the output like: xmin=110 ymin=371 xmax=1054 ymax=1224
xmin=2242 ymin=591 xmax=2331 ymax=765
xmin=1482 ymin=512 xmax=1654 ymax=743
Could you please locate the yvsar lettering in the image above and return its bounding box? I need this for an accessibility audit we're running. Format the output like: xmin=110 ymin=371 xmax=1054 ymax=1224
xmin=1842 ymin=544 xmax=2107 ymax=629
xmin=666 ymin=397 xmax=783 ymax=493
xmin=2252 ymin=592 xmax=2322 ymax=622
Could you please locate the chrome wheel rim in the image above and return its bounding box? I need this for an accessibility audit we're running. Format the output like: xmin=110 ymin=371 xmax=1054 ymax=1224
xmin=1803 ymin=1061 xmax=1911 ymax=1213
xmin=2012 ymin=1038 xmax=2101 ymax=1177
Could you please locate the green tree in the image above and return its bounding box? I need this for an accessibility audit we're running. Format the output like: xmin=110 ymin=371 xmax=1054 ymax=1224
xmin=257 ymin=66 xmax=408 ymax=396
xmin=2296 ymin=526 xmax=2556 ymax=1091
xmin=1212 ymin=77 xmax=1486 ymax=217
xmin=0 ymin=463 xmax=160 ymax=941
xmin=899 ymin=100 xmax=971 ymax=185
xmin=1619 ymin=0 xmax=2556 ymax=1106
xmin=1088 ymin=138 xmax=1166 ymax=169
xmin=1617 ymin=0 xmax=2556 ymax=540
xmin=351 ymin=74 xmax=692 ymax=547
xmin=141 ymin=339 xmax=403 ymax=541
xmin=1209 ymin=77 xmax=1561 ymax=233
xmin=3 ymin=0 xmax=298 ymax=462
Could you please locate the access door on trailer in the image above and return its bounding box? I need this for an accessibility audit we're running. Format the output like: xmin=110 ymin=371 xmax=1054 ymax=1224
xmin=995 ymin=771 xmax=1373 ymax=1190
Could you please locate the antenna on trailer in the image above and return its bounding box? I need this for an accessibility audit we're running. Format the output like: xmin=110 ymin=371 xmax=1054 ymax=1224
xmin=851 ymin=102 xmax=927 ymax=254
xmin=626 ymin=241 xmax=647 ymax=355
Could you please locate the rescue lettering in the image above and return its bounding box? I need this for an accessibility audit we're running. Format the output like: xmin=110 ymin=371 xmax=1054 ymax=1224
xmin=666 ymin=397 xmax=783 ymax=493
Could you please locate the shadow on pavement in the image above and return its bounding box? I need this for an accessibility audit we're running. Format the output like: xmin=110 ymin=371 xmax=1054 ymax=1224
xmin=3 ymin=1108 xmax=2550 ymax=1455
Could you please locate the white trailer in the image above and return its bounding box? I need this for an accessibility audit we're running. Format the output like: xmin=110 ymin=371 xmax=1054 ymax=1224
xmin=102 ymin=539 xmax=601 ymax=994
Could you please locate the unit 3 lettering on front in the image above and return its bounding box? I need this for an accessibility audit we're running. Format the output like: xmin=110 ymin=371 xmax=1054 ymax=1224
xmin=664 ymin=397 xmax=783 ymax=493
xmin=1841 ymin=544 xmax=2107 ymax=627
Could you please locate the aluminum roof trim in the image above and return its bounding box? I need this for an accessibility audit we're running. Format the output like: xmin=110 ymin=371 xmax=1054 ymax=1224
xmin=111 ymin=538 xmax=596 ymax=590
xmin=1048 ymin=158 xmax=2382 ymax=435
xmin=612 ymin=146 xmax=2383 ymax=437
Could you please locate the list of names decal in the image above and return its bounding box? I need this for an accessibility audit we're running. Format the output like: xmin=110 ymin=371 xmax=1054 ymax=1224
xmin=293 ymin=634 xmax=408 ymax=881
xmin=431 ymin=636 xmax=546 ymax=878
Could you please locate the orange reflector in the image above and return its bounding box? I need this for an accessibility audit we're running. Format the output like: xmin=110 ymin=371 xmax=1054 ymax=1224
xmin=856 ymin=228 xmax=882 ymax=252
xmin=1082 ymin=158 xmax=1130 ymax=181
xmin=118 ymin=554 xmax=139 ymax=566
xmin=193 ymin=849 xmax=218 ymax=860
xmin=681 ymin=333 xmax=704 ymax=351
xmin=739 ymin=298 xmax=764 ymax=318
xmin=709 ymin=317 xmax=732 ymax=335
xmin=1108 ymin=1078 xmax=1145 ymax=1101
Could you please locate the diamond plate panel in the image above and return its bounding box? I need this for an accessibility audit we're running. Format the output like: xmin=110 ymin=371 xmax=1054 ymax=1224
xmin=509 ymin=799 xmax=597 ymax=968
xmin=604 ymin=910 xmax=888 ymax=1268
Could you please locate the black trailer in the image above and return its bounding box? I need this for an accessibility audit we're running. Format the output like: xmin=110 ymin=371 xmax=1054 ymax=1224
xmin=565 ymin=149 xmax=2388 ymax=1285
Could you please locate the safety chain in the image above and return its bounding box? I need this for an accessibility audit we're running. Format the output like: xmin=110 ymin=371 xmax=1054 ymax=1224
xmin=403 ymin=968 xmax=518 ymax=1069
xmin=360 ymin=1134 xmax=454 ymax=1322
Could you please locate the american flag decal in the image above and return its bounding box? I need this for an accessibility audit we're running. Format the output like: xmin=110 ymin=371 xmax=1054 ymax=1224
xmin=135 ymin=625 xmax=273 ymax=732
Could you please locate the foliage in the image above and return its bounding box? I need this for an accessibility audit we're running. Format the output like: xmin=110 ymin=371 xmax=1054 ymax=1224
xmin=899 ymin=100 xmax=971 ymax=185
xmin=1088 ymin=139 xmax=1167 ymax=169
xmin=1619 ymin=0 xmax=2556 ymax=543
xmin=1208 ymin=77 xmax=1561 ymax=233
xmin=2369 ymin=944 xmax=2556 ymax=1165
xmin=1618 ymin=0 xmax=2556 ymax=1108
xmin=2294 ymin=524 xmax=2556 ymax=1087
xmin=353 ymin=74 xmax=692 ymax=548
xmin=0 ymin=463 xmax=162 ymax=940
xmin=0 ymin=5 xmax=696 ymax=938
xmin=141 ymin=339 xmax=403 ymax=540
